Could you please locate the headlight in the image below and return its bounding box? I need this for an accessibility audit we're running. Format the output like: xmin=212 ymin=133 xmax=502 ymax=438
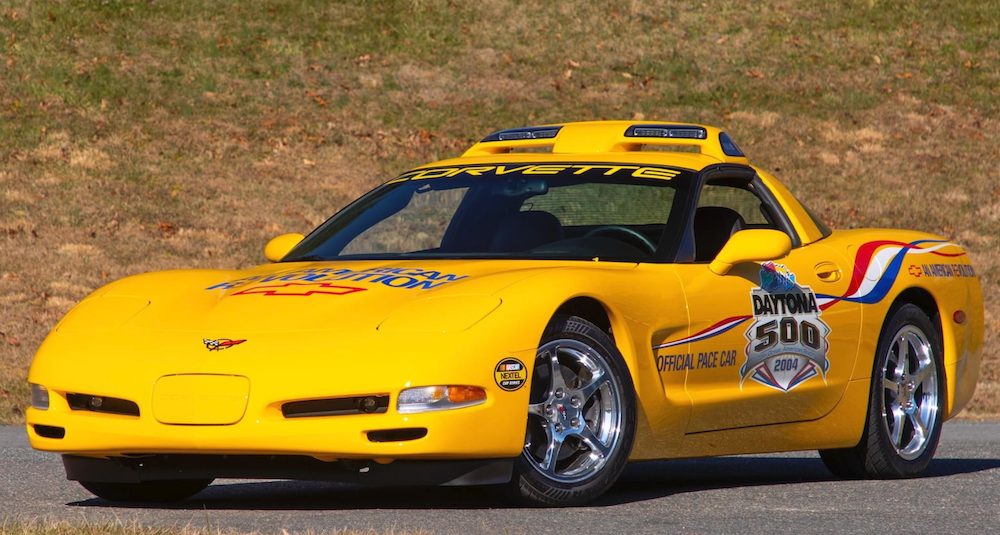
xmin=397 ymin=385 xmax=486 ymax=414
xmin=31 ymin=384 xmax=49 ymax=410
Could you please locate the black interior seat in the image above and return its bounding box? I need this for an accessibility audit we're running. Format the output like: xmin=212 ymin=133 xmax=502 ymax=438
xmin=489 ymin=211 xmax=564 ymax=252
xmin=694 ymin=206 xmax=746 ymax=262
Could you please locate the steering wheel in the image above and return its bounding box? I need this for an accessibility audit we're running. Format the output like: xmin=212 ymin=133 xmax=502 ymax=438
xmin=583 ymin=226 xmax=656 ymax=255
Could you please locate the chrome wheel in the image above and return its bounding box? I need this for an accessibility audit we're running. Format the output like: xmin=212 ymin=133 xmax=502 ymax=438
xmin=880 ymin=324 xmax=939 ymax=461
xmin=525 ymin=338 xmax=625 ymax=484
xmin=818 ymin=304 xmax=943 ymax=479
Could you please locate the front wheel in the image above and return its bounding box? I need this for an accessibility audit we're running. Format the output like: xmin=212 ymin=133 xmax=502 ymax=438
xmin=80 ymin=479 xmax=214 ymax=502
xmin=509 ymin=315 xmax=637 ymax=506
xmin=820 ymin=304 xmax=944 ymax=478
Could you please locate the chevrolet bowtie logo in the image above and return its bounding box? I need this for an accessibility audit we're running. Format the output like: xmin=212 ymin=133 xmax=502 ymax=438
xmin=907 ymin=265 xmax=923 ymax=278
xmin=231 ymin=282 xmax=367 ymax=297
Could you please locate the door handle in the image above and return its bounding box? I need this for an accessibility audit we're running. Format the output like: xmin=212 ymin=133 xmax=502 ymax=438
xmin=814 ymin=262 xmax=842 ymax=282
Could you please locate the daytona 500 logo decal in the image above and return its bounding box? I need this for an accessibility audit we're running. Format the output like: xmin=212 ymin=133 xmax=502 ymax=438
xmin=741 ymin=262 xmax=831 ymax=392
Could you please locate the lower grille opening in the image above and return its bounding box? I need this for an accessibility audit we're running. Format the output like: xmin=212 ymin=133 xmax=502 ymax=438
xmin=34 ymin=425 xmax=66 ymax=439
xmin=367 ymin=428 xmax=428 ymax=443
xmin=67 ymin=393 xmax=140 ymax=417
xmin=282 ymin=394 xmax=389 ymax=418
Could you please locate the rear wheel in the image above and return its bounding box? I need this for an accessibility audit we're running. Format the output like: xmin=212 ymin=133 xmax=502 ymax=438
xmin=80 ymin=479 xmax=214 ymax=502
xmin=509 ymin=315 xmax=636 ymax=506
xmin=820 ymin=304 xmax=943 ymax=478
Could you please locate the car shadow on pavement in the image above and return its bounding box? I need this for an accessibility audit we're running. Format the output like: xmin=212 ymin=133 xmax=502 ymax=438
xmin=66 ymin=456 xmax=1000 ymax=510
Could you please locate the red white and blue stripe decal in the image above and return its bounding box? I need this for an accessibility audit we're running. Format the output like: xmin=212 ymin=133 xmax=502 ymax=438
xmin=653 ymin=315 xmax=751 ymax=350
xmin=815 ymin=239 xmax=966 ymax=309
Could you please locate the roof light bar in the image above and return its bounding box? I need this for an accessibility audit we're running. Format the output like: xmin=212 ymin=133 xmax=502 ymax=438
xmin=481 ymin=126 xmax=562 ymax=143
xmin=625 ymin=124 xmax=708 ymax=139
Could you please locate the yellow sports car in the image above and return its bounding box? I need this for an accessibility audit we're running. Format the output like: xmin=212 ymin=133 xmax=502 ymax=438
xmin=26 ymin=121 xmax=983 ymax=506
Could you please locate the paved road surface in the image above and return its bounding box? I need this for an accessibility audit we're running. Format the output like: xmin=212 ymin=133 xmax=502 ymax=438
xmin=2 ymin=421 xmax=998 ymax=534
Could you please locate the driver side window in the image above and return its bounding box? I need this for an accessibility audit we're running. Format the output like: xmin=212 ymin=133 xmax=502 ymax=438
xmin=692 ymin=182 xmax=783 ymax=262
xmin=697 ymin=184 xmax=773 ymax=227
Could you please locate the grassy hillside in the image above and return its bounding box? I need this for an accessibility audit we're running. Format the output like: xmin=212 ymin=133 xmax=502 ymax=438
xmin=1 ymin=0 xmax=998 ymax=423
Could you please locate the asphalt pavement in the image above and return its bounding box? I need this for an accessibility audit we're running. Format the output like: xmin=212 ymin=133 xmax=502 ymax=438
xmin=2 ymin=421 xmax=998 ymax=534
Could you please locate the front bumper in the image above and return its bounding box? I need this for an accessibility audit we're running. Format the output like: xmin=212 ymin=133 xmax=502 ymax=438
xmin=27 ymin=328 xmax=535 ymax=461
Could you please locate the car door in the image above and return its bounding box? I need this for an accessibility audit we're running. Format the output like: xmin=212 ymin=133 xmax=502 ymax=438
xmin=669 ymin=180 xmax=862 ymax=433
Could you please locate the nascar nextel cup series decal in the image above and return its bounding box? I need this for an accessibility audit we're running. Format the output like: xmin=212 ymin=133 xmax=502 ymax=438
xmin=494 ymin=358 xmax=527 ymax=392
xmin=741 ymin=262 xmax=831 ymax=392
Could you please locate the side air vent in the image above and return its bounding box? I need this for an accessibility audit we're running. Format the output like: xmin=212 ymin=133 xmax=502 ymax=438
xmin=34 ymin=425 xmax=66 ymax=439
xmin=282 ymin=395 xmax=389 ymax=418
xmin=367 ymin=428 xmax=428 ymax=443
xmin=67 ymin=393 xmax=140 ymax=417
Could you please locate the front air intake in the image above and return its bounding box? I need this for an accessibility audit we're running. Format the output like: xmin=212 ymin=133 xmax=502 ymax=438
xmin=282 ymin=395 xmax=389 ymax=418
xmin=34 ymin=425 xmax=66 ymax=439
xmin=66 ymin=393 xmax=140 ymax=417
xmin=367 ymin=428 xmax=428 ymax=443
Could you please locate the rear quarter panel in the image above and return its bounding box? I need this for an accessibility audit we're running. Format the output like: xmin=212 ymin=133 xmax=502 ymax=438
xmin=812 ymin=229 xmax=983 ymax=419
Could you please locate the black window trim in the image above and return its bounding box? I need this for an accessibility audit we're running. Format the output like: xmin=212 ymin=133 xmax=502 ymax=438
xmin=671 ymin=164 xmax=802 ymax=264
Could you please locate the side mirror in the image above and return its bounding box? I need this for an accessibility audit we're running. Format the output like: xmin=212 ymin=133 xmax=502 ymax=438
xmin=264 ymin=233 xmax=305 ymax=262
xmin=709 ymin=229 xmax=791 ymax=275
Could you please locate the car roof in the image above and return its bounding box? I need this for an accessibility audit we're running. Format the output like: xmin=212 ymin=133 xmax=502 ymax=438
xmin=406 ymin=121 xmax=830 ymax=248
xmin=418 ymin=121 xmax=751 ymax=172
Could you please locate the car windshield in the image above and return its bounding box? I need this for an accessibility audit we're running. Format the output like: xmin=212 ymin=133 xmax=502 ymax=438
xmin=283 ymin=162 xmax=695 ymax=262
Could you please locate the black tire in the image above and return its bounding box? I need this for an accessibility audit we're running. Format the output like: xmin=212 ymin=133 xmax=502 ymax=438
xmin=508 ymin=315 xmax=637 ymax=506
xmin=819 ymin=304 xmax=944 ymax=478
xmin=80 ymin=479 xmax=214 ymax=502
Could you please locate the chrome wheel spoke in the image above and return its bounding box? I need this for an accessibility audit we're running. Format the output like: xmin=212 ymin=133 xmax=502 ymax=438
xmin=577 ymin=369 xmax=609 ymax=401
xmin=912 ymin=360 xmax=933 ymax=389
xmin=883 ymin=377 xmax=899 ymax=398
xmin=893 ymin=339 xmax=909 ymax=379
xmin=539 ymin=429 xmax=564 ymax=475
xmin=909 ymin=410 xmax=929 ymax=445
xmin=578 ymin=425 xmax=612 ymax=459
xmin=889 ymin=406 xmax=906 ymax=448
xmin=546 ymin=350 xmax=570 ymax=394
xmin=527 ymin=402 xmax=547 ymax=418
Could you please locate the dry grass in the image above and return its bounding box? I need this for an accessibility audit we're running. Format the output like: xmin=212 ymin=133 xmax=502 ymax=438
xmin=1 ymin=0 xmax=998 ymax=422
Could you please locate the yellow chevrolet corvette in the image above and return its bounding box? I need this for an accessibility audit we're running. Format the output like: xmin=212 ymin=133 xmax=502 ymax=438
xmin=27 ymin=121 xmax=983 ymax=506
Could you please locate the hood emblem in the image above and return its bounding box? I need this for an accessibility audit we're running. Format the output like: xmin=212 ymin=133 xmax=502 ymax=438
xmin=204 ymin=338 xmax=246 ymax=351
xmin=231 ymin=282 xmax=367 ymax=297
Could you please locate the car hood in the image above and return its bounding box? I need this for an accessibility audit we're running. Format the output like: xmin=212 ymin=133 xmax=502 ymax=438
xmin=64 ymin=259 xmax=620 ymax=334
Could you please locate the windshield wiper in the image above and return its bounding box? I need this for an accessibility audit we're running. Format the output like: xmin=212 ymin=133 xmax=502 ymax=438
xmin=283 ymin=254 xmax=327 ymax=262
